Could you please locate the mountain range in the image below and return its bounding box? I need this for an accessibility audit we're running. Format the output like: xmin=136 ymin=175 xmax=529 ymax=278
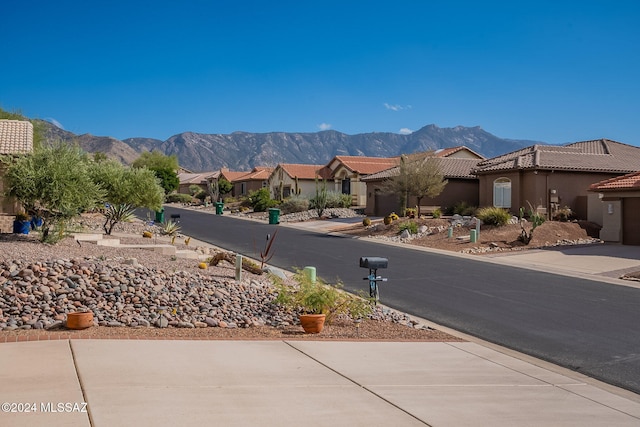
xmin=36 ymin=121 xmax=545 ymax=172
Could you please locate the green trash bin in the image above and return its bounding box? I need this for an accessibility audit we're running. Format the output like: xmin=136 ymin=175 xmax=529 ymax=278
xmin=155 ymin=208 xmax=165 ymax=223
xmin=215 ymin=202 xmax=224 ymax=215
xmin=268 ymin=208 xmax=280 ymax=225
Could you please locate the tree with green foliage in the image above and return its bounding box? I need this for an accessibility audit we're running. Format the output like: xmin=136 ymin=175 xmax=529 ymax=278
xmin=382 ymin=154 xmax=447 ymax=217
xmin=88 ymin=159 xmax=164 ymax=234
xmin=407 ymin=157 xmax=447 ymax=217
xmin=206 ymin=177 xmax=233 ymax=202
xmin=3 ymin=142 xmax=103 ymax=242
xmin=132 ymin=150 xmax=179 ymax=194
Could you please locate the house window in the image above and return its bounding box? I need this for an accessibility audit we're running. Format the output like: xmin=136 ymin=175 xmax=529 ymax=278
xmin=341 ymin=178 xmax=351 ymax=195
xmin=241 ymin=182 xmax=246 ymax=195
xmin=493 ymin=178 xmax=511 ymax=208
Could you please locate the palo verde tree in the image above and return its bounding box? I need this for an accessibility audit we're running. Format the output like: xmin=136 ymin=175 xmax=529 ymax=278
xmin=88 ymin=159 xmax=164 ymax=234
xmin=132 ymin=150 xmax=179 ymax=195
xmin=382 ymin=153 xmax=448 ymax=217
xmin=3 ymin=142 xmax=104 ymax=242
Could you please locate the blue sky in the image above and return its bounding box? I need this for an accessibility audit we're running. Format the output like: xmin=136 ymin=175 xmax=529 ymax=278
xmin=2 ymin=1 xmax=639 ymax=145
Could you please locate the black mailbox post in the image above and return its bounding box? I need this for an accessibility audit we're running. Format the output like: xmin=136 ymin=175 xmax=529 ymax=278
xmin=360 ymin=256 xmax=388 ymax=303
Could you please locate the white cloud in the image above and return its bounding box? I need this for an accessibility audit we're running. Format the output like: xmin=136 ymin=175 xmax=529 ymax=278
xmin=45 ymin=117 xmax=64 ymax=129
xmin=384 ymin=103 xmax=412 ymax=112
xmin=399 ymin=128 xmax=413 ymax=135
xmin=318 ymin=122 xmax=332 ymax=131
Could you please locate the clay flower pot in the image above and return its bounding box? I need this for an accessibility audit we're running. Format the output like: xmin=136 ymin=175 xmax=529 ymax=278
xmin=299 ymin=314 xmax=326 ymax=334
xmin=66 ymin=312 xmax=94 ymax=330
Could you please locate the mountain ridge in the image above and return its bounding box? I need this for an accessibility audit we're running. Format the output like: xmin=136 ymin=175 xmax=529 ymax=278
xmin=35 ymin=120 xmax=545 ymax=172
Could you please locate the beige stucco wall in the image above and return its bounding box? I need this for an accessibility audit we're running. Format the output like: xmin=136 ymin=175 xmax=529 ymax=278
xmin=268 ymin=172 xmax=317 ymax=200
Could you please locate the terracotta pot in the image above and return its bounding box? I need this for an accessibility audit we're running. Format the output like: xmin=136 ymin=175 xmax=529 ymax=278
xmin=299 ymin=314 xmax=326 ymax=334
xmin=66 ymin=312 xmax=94 ymax=330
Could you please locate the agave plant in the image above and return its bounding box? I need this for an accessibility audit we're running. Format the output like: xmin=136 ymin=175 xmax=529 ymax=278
xmin=103 ymin=204 xmax=136 ymax=235
xmin=161 ymin=219 xmax=181 ymax=236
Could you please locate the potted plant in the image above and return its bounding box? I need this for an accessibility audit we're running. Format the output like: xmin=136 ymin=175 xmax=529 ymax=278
xmin=273 ymin=271 xmax=372 ymax=334
xmin=12 ymin=212 xmax=31 ymax=234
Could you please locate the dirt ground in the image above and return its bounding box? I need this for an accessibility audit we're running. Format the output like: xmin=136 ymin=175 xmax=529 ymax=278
xmin=340 ymin=217 xmax=602 ymax=253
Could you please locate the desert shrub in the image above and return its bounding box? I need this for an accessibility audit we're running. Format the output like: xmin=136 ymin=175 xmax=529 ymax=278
xmin=404 ymin=208 xmax=416 ymax=218
xmin=389 ymin=212 xmax=399 ymax=221
xmin=249 ymin=188 xmax=278 ymax=212
xmin=383 ymin=215 xmax=393 ymax=225
xmin=166 ymin=193 xmax=193 ymax=203
xmin=432 ymin=208 xmax=442 ymax=219
xmin=553 ymin=206 xmax=573 ymax=222
xmin=279 ymin=196 xmax=310 ymax=214
xmin=362 ymin=217 xmax=371 ymax=227
xmin=476 ymin=206 xmax=511 ymax=226
xmin=398 ymin=220 xmax=418 ymax=234
xmin=313 ymin=191 xmax=351 ymax=208
xmin=448 ymin=201 xmax=477 ymax=216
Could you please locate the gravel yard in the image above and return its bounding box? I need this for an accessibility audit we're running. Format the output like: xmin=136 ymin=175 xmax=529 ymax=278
xmin=0 ymin=214 xmax=462 ymax=342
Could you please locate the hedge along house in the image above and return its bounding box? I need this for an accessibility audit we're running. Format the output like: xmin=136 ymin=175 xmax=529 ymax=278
xmin=266 ymin=163 xmax=332 ymax=201
xmin=324 ymin=156 xmax=401 ymax=208
xmin=0 ymin=120 xmax=34 ymax=232
xmin=472 ymin=139 xmax=640 ymax=223
xmin=589 ymin=171 xmax=640 ymax=245
xmin=361 ymin=147 xmax=484 ymax=217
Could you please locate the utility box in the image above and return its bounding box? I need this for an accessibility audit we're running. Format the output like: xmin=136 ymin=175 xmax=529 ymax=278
xmin=359 ymin=256 xmax=388 ymax=269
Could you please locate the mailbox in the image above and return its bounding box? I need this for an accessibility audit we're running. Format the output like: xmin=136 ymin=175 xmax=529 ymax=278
xmin=359 ymin=256 xmax=388 ymax=269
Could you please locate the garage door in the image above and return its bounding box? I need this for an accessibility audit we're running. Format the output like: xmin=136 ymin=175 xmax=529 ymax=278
xmin=622 ymin=197 xmax=640 ymax=245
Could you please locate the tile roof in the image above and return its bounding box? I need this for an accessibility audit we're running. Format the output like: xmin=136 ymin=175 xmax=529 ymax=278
xmin=333 ymin=156 xmax=400 ymax=175
xmin=220 ymin=169 xmax=252 ymax=182
xmin=235 ymin=167 xmax=274 ymax=181
xmin=473 ymin=139 xmax=640 ymax=174
xmin=434 ymin=146 xmax=485 ymax=159
xmin=362 ymin=157 xmax=482 ymax=181
xmin=589 ymin=171 xmax=640 ymax=191
xmin=0 ymin=120 xmax=34 ymax=154
xmin=279 ymin=164 xmax=327 ymax=179
xmin=178 ymin=171 xmax=219 ymax=185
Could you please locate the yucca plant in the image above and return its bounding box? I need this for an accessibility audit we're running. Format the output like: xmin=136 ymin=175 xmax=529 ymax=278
xmin=103 ymin=204 xmax=136 ymax=235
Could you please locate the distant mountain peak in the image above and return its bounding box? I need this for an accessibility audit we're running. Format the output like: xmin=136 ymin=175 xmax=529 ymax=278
xmin=36 ymin=120 xmax=544 ymax=172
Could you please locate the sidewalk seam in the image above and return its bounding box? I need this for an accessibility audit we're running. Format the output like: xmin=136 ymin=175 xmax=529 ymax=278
xmin=284 ymin=341 xmax=433 ymax=426
xmin=69 ymin=340 xmax=95 ymax=427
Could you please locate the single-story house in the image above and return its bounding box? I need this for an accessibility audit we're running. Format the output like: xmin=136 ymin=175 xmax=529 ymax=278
xmin=362 ymin=146 xmax=484 ymax=216
xmin=223 ymin=167 xmax=274 ymax=198
xmin=589 ymin=171 xmax=640 ymax=245
xmin=472 ymin=139 xmax=640 ymax=221
xmin=324 ymin=156 xmax=401 ymax=207
xmin=266 ymin=163 xmax=331 ymax=200
xmin=177 ymin=171 xmax=220 ymax=195
xmin=0 ymin=120 xmax=34 ymax=232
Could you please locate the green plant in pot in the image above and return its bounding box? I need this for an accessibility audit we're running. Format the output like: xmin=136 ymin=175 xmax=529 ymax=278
xmin=273 ymin=270 xmax=372 ymax=334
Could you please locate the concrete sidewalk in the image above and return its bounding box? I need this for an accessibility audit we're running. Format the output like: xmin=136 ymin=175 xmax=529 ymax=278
xmin=1 ymin=339 xmax=639 ymax=426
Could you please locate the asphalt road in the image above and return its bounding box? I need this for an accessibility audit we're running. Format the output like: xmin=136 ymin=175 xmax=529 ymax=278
xmin=154 ymin=206 xmax=640 ymax=394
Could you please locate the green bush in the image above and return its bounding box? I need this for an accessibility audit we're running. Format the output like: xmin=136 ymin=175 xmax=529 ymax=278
xmin=398 ymin=220 xmax=418 ymax=234
xmin=448 ymin=201 xmax=477 ymax=216
xmin=432 ymin=208 xmax=442 ymax=219
xmin=249 ymin=188 xmax=278 ymax=212
xmin=279 ymin=196 xmax=310 ymax=214
xmin=476 ymin=206 xmax=511 ymax=226
xmin=327 ymin=191 xmax=352 ymax=208
xmin=166 ymin=193 xmax=193 ymax=203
